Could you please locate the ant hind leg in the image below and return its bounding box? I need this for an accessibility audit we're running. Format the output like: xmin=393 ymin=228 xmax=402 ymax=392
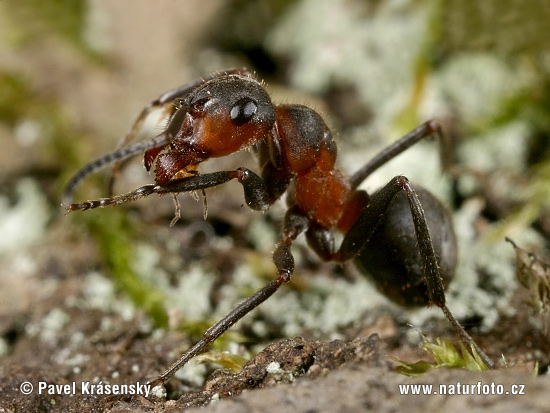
xmin=340 ymin=175 xmax=494 ymax=368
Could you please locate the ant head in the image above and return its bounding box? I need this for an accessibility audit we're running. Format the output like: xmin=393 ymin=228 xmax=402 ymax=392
xmin=63 ymin=73 xmax=279 ymax=200
xmin=176 ymin=74 xmax=276 ymax=157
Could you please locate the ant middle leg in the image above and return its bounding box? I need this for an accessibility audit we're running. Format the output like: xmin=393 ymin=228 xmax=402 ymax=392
xmin=149 ymin=205 xmax=311 ymax=387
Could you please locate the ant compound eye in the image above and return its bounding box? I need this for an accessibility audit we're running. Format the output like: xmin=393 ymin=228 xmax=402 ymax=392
xmin=230 ymin=98 xmax=258 ymax=126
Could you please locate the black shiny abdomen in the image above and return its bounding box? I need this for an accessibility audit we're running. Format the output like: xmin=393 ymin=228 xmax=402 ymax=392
xmin=354 ymin=186 xmax=457 ymax=307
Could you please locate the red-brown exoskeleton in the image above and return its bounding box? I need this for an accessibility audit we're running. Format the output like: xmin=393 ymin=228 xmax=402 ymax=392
xmin=62 ymin=68 xmax=494 ymax=387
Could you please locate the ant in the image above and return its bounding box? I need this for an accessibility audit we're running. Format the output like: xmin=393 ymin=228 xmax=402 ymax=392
xmin=62 ymin=68 xmax=494 ymax=388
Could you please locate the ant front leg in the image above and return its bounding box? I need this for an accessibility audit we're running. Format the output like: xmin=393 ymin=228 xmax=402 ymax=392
xmin=64 ymin=167 xmax=271 ymax=213
xmin=149 ymin=205 xmax=311 ymax=387
xmin=340 ymin=176 xmax=494 ymax=368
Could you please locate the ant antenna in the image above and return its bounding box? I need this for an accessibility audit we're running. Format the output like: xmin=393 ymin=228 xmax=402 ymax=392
xmin=62 ymin=133 xmax=172 ymax=205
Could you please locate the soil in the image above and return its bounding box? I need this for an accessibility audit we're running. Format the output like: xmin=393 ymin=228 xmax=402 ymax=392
xmin=0 ymin=244 xmax=548 ymax=412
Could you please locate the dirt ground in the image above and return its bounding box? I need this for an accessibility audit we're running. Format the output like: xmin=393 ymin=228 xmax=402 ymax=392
xmin=0 ymin=273 xmax=549 ymax=412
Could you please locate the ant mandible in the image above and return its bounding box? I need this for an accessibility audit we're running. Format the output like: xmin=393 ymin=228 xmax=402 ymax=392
xmin=62 ymin=68 xmax=494 ymax=387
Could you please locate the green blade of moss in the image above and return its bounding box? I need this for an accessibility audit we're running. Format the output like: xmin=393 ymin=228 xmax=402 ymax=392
xmin=389 ymin=357 xmax=436 ymax=377
xmin=194 ymin=351 xmax=249 ymax=373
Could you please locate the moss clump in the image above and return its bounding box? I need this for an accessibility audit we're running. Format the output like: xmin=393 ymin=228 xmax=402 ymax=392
xmin=391 ymin=333 xmax=490 ymax=377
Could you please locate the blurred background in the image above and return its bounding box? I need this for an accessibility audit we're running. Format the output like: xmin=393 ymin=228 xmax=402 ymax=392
xmin=1 ymin=0 xmax=550 ymax=406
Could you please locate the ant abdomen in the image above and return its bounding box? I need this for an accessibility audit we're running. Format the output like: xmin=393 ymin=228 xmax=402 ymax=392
xmin=355 ymin=186 xmax=457 ymax=307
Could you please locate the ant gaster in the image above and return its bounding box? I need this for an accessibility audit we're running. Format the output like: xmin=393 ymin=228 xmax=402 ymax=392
xmin=62 ymin=68 xmax=494 ymax=387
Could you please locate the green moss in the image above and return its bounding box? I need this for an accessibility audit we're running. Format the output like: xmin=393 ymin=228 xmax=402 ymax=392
xmin=194 ymin=351 xmax=248 ymax=373
xmin=0 ymin=69 xmax=82 ymax=175
xmin=391 ymin=333 xmax=490 ymax=377
xmin=0 ymin=72 xmax=32 ymax=124
xmin=84 ymin=210 xmax=169 ymax=328
xmin=3 ymin=0 xmax=100 ymax=58
xmin=178 ymin=318 xmax=247 ymax=353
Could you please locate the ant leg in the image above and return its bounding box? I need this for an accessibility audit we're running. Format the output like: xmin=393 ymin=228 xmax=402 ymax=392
xmin=148 ymin=272 xmax=289 ymax=387
xmin=341 ymin=176 xmax=445 ymax=305
xmin=64 ymin=167 xmax=270 ymax=213
xmin=305 ymin=222 xmax=336 ymax=261
xmin=350 ymin=120 xmax=452 ymax=190
xmin=160 ymin=167 xmax=271 ymax=211
xmin=340 ymin=175 xmax=494 ymax=368
xmin=149 ymin=205 xmax=310 ymax=387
